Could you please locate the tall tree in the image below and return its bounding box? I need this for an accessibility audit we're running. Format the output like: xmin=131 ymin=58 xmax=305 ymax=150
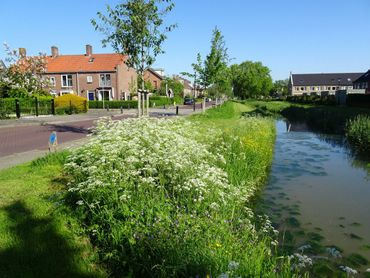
xmin=203 ymin=27 xmax=229 ymax=89
xmin=231 ymin=61 xmax=273 ymax=99
xmin=92 ymin=0 xmax=176 ymax=91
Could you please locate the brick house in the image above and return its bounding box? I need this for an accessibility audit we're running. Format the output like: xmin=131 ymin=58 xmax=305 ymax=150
xmin=353 ymin=70 xmax=370 ymax=94
xmin=288 ymin=72 xmax=363 ymax=96
xmin=43 ymin=45 xmax=136 ymax=100
xmin=143 ymin=68 xmax=164 ymax=91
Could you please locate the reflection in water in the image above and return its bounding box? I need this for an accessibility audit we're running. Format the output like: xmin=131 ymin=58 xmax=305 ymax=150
xmin=261 ymin=120 xmax=370 ymax=275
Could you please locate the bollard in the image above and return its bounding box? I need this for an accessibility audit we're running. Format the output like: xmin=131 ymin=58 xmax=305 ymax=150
xmin=193 ymin=99 xmax=196 ymax=111
xmin=15 ymin=99 xmax=20 ymax=118
xmin=51 ymin=99 xmax=55 ymax=115
xmin=120 ymin=106 xmax=123 ymax=114
xmin=107 ymin=105 xmax=109 ymax=112
xmin=35 ymin=97 xmax=39 ymax=117
xmin=163 ymin=104 xmax=166 ymax=110
xmin=176 ymin=105 xmax=179 ymax=115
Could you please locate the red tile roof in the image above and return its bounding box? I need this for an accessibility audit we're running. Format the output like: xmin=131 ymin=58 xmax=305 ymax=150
xmin=45 ymin=53 xmax=127 ymax=73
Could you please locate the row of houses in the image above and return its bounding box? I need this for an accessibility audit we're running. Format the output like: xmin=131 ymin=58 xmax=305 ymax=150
xmin=289 ymin=71 xmax=370 ymax=96
xmin=2 ymin=45 xmax=195 ymax=101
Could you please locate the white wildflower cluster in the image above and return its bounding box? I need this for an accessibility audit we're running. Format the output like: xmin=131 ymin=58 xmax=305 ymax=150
xmin=325 ymin=247 xmax=342 ymax=258
xmin=339 ymin=265 xmax=357 ymax=275
xmin=288 ymin=253 xmax=313 ymax=270
xmin=65 ymin=117 xmax=232 ymax=208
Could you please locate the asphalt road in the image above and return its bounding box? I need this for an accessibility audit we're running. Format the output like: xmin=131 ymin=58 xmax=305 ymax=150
xmin=0 ymin=101 xmax=216 ymax=158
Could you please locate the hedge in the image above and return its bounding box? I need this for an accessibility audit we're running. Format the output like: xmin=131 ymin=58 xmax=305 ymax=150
xmin=88 ymin=100 xmax=138 ymax=109
xmin=0 ymin=97 xmax=53 ymax=118
xmin=55 ymin=94 xmax=88 ymax=114
xmin=347 ymin=94 xmax=370 ymax=108
xmin=88 ymin=96 xmax=184 ymax=109
xmin=287 ymin=95 xmax=336 ymax=105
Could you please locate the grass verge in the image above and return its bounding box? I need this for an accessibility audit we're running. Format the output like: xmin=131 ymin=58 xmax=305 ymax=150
xmin=62 ymin=101 xmax=297 ymax=277
xmin=0 ymin=152 xmax=105 ymax=278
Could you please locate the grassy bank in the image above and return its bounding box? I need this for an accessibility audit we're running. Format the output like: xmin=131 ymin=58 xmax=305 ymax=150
xmin=0 ymin=102 xmax=299 ymax=277
xmin=0 ymin=153 xmax=105 ymax=278
xmin=247 ymin=100 xmax=370 ymax=154
xmin=63 ymin=101 xmax=295 ymax=277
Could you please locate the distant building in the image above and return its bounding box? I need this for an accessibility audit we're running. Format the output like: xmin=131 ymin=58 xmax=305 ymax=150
xmin=37 ymin=45 xmax=137 ymax=100
xmin=353 ymin=70 xmax=370 ymax=94
xmin=144 ymin=68 xmax=164 ymax=91
xmin=173 ymin=75 xmax=195 ymax=97
xmin=289 ymin=72 xmax=364 ymax=96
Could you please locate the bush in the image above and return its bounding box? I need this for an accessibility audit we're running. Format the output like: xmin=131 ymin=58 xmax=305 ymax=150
xmin=88 ymin=100 xmax=138 ymax=109
xmin=55 ymin=94 xmax=88 ymax=113
xmin=287 ymin=95 xmax=336 ymax=105
xmin=347 ymin=94 xmax=370 ymax=108
xmin=346 ymin=115 xmax=370 ymax=154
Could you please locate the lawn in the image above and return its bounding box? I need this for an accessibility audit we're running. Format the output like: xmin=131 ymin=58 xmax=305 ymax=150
xmin=0 ymin=153 xmax=106 ymax=278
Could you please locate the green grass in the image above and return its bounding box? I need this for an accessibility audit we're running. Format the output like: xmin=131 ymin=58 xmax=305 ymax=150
xmin=0 ymin=102 xmax=298 ymax=277
xmin=0 ymin=152 xmax=105 ymax=278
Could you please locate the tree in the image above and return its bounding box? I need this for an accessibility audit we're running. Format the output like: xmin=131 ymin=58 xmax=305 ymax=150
xmin=203 ymin=27 xmax=229 ymax=89
xmin=92 ymin=0 xmax=176 ymax=91
xmin=271 ymin=79 xmax=289 ymax=96
xmin=230 ymin=61 xmax=273 ymax=99
xmin=0 ymin=43 xmax=49 ymax=97
xmin=159 ymin=77 xmax=184 ymax=97
xmin=182 ymin=27 xmax=231 ymax=98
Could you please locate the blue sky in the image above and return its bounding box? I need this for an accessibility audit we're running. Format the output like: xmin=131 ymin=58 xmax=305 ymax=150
xmin=0 ymin=0 xmax=369 ymax=80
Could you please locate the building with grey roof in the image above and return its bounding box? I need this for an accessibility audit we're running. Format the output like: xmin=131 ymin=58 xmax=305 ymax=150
xmin=288 ymin=72 xmax=364 ymax=96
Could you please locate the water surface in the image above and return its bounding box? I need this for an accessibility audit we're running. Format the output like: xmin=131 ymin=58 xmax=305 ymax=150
xmin=261 ymin=120 xmax=370 ymax=274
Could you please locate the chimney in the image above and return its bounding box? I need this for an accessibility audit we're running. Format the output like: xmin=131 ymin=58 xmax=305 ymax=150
xmin=19 ymin=48 xmax=26 ymax=58
xmin=51 ymin=46 xmax=59 ymax=57
xmin=86 ymin=44 xmax=92 ymax=56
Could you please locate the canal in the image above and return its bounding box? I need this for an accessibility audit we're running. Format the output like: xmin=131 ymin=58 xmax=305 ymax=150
xmin=261 ymin=120 xmax=370 ymax=276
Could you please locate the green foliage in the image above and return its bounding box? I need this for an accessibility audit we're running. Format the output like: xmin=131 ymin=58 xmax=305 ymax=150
xmin=63 ymin=102 xmax=293 ymax=277
xmin=158 ymin=77 xmax=184 ymax=97
xmin=271 ymin=79 xmax=289 ymax=96
xmin=347 ymin=94 xmax=370 ymax=108
xmin=287 ymin=94 xmax=336 ymax=105
xmin=346 ymin=115 xmax=370 ymax=154
xmin=0 ymin=151 xmax=106 ymax=277
xmin=89 ymin=100 xmax=138 ymax=109
xmin=91 ymin=0 xmax=176 ymax=90
xmin=231 ymin=61 xmax=273 ymax=99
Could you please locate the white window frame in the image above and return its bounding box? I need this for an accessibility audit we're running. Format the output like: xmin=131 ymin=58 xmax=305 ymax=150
xmin=49 ymin=77 xmax=56 ymax=87
xmin=87 ymin=75 xmax=93 ymax=83
xmin=61 ymin=74 xmax=73 ymax=87
xmin=99 ymin=73 xmax=112 ymax=87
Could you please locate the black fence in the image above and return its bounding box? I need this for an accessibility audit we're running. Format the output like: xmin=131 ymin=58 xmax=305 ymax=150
xmin=0 ymin=98 xmax=55 ymax=119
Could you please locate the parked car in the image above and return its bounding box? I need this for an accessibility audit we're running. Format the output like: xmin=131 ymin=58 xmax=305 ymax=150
xmin=184 ymin=98 xmax=194 ymax=105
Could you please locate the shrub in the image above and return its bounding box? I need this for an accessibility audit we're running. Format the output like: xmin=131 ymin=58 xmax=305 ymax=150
xmin=88 ymin=100 xmax=138 ymax=109
xmin=347 ymin=94 xmax=370 ymax=108
xmin=346 ymin=115 xmax=370 ymax=154
xmin=55 ymin=94 xmax=88 ymax=113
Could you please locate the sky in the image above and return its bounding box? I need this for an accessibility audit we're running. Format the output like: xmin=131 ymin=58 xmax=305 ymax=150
xmin=0 ymin=0 xmax=369 ymax=81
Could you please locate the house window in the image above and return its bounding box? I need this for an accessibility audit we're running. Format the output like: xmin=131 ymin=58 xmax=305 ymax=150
xmin=311 ymin=86 xmax=315 ymax=91
xmin=49 ymin=77 xmax=56 ymax=87
xmin=61 ymin=74 xmax=73 ymax=87
xmin=87 ymin=76 xmax=93 ymax=83
xmin=154 ymin=80 xmax=158 ymax=89
xmin=300 ymin=87 xmax=305 ymax=91
xmin=99 ymin=74 xmax=111 ymax=87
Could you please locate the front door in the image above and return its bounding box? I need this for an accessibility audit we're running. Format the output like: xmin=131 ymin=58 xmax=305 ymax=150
xmin=99 ymin=90 xmax=111 ymax=101
xmin=88 ymin=91 xmax=95 ymax=101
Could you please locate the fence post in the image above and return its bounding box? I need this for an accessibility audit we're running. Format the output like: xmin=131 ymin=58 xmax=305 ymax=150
xmin=15 ymin=99 xmax=20 ymax=118
xmin=35 ymin=97 xmax=39 ymax=117
xmin=176 ymin=105 xmax=179 ymax=115
xmin=51 ymin=99 xmax=55 ymax=115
